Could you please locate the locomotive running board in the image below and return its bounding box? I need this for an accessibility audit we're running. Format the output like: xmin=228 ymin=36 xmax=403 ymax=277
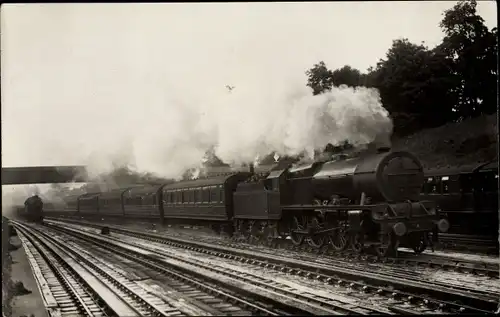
xmin=282 ymin=204 xmax=375 ymax=211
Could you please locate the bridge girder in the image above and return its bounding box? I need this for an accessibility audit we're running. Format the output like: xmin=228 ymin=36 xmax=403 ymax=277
xmin=1 ymin=166 xmax=88 ymax=185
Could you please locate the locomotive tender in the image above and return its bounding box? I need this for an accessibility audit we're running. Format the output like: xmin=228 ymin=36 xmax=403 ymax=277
xmin=44 ymin=149 xmax=449 ymax=257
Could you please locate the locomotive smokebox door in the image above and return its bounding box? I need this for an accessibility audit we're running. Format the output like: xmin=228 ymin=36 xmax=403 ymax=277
xmin=100 ymin=226 xmax=110 ymax=235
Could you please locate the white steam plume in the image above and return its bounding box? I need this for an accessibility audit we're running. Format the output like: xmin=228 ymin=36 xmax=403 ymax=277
xmin=6 ymin=82 xmax=393 ymax=182
xmin=131 ymin=83 xmax=392 ymax=178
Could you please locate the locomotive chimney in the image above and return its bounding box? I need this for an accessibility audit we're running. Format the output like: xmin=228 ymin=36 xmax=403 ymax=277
xmin=373 ymin=132 xmax=392 ymax=153
xmin=249 ymin=163 xmax=255 ymax=174
xmin=377 ymin=146 xmax=391 ymax=153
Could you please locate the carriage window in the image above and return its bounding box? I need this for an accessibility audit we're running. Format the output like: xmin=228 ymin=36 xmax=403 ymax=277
xmin=460 ymin=175 xmax=473 ymax=193
xmin=423 ymin=177 xmax=436 ymax=194
xmin=210 ymin=186 xmax=219 ymax=203
xmin=441 ymin=176 xmax=450 ymax=194
xmin=202 ymin=187 xmax=210 ymax=203
xmin=195 ymin=189 xmax=203 ymax=203
xmin=220 ymin=186 xmax=225 ymax=203
xmin=483 ymin=172 xmax=498 ymax=192
xmin=180 ymin=190 xmax=185 ymax=204
xmin=432 ymin=177 xmax=441 ymax=194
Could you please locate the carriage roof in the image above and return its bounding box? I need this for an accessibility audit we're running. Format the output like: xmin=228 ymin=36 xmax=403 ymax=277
xmin=163 ymin=173 xmax=250 ymax=190
xmin=123 ymin=185 xmax=163 ymax=196
xmin=424 ymin=163 xmax=482 ymax=176
xmin=475 ymin=160 xmax=498 ymax=172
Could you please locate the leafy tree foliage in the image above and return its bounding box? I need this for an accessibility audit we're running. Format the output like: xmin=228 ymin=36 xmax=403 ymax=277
xmin=370 ymin=39 xmax=457 ymax=135
xmin=438 ymin=0 xmax=497 ymax=119
xmin=306 ymin=63 xmax=367 ymax=94
xmin=305 ymin=61 xmax=335 ymax=95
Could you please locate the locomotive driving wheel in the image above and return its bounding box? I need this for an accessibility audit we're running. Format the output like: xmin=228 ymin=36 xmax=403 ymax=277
xmin=307 ymin=216 xmax=326 ymax=249
xmin=329 ymin=221 xmax=349 ymax=252
xmin=289 ymin=215 xmax=307 ymax=246
xmin=350 ymin=232 xmax=364 ymax=253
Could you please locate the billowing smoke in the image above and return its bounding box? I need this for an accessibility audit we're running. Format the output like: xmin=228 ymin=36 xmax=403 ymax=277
xmin=129 ymin=83 xmax=392 ymax=178
xmin=6 ymin=82 xmax=393 ymax=184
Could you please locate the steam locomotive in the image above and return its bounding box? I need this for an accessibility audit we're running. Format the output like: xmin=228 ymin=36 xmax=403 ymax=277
xmin=44 ymin=148 xmax=449 ymax=257
xmin=16 ymin=195 xmax=44 ymax=223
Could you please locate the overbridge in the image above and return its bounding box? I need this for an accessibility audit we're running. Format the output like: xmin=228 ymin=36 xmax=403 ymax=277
xmin=1 ymin=166 xmax=88 ymax=185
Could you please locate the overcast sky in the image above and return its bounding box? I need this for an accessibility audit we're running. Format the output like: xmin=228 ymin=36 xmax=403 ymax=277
xmin=1 ymin=2 xmax=497 ymax=173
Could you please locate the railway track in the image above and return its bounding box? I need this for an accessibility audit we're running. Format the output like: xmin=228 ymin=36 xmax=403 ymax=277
xmin=11 ymin=223 xmax=294 ymax=317
xmin=12 ymin=222 xmax=300 ymax=316
xmin=45 ymin=219 xmax=500 ymax=314
xmin=438 ymin=233 xmax=499 ymax=254
xmin=41 ymin=221 xmax=395 ymax=315
xmin=47 ymin=217 xmax=499 ymax=277
xmin=12 ymin=221 xmax=176 ymax=317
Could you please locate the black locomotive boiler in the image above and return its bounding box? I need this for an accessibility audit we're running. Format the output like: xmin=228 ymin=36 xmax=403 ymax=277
xmin=45 ymin=149 xmax=449 ymax=257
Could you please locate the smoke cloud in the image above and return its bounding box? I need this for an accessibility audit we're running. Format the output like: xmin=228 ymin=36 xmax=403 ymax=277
xmin=125 ymin=83 xmax=393 ymax=179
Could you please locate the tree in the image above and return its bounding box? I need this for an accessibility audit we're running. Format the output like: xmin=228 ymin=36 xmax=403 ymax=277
xmin=369 ymin=39 xmax=456 ymax=135
xmin=438 ymin=0 xmax=498 ymax=119
xmin=305 ymin=61 xmax=335 ymax=95
xmin=305 ymin=62 xmax=369 ymax=94
xmin=330 ymin=65 xmax=366 ymax=88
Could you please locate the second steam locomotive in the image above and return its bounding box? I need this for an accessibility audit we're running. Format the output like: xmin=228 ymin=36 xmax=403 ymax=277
xmin=45 ymin=148 xmax=450 ymax=257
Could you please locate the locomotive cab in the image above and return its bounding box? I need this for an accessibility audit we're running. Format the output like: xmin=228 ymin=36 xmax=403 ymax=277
xmin=233 ymin=169 xmax=287 ymax=220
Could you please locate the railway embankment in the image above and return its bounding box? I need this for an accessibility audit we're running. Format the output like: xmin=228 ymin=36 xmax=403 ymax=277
xmin=392 ymin=113 xmax=497 ymax=168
